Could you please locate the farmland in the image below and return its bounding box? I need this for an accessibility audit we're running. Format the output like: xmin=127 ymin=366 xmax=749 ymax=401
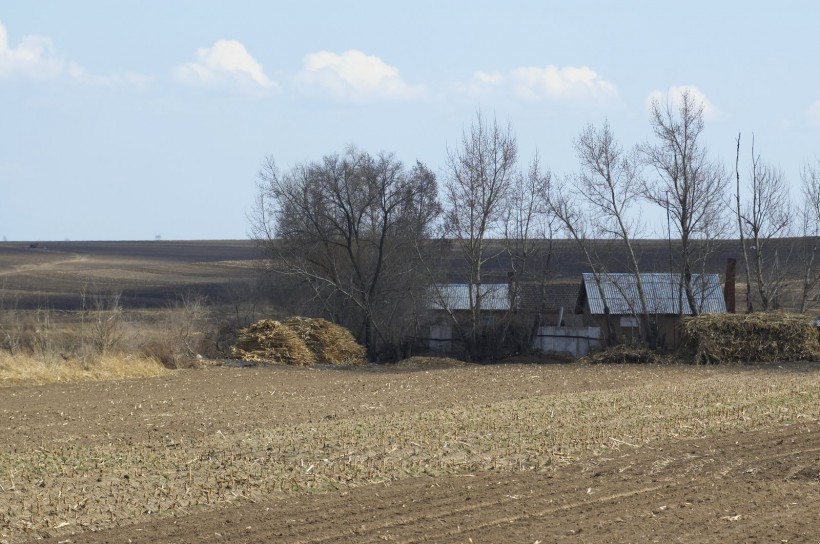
xmin=1 ymin=240 xmax=820 ymax=542
xmin=0 ymin=240 xmax=262 ymax=310
xmin=1 ymin=362 xmax=819 ymax=543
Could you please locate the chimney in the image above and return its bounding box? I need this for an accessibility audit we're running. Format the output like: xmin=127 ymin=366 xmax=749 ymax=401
xmin=723 ymin=258 xmax=736 ymax=313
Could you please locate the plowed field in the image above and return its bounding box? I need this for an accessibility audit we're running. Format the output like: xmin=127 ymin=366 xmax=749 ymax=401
xmin=2 ymin=362 xmax=819 ymax=543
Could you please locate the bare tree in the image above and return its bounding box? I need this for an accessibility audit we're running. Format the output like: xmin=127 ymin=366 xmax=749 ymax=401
xmin=501 ymin=153 xmax=554 ymax=350
xmin=574 ymin=122 xmax=656 ymax=346
xmin=734 ymin=134 xmax=754 ymax=312
xmin=503 ymin=153 xmax=552 ymax=281
xmin=547 ymin=122 xmax=656 ymax=346
xmin=738 ymin=137 xmax=791 ymax=311
xmin=90 ymin=290 xmax=125 ymax=356
xmin=170 ymin=291 xmax=210 ymax=359
xmin=0 ymin=285 xmax=24 ymax=355
xmin=798 ymin=159 xmax=820 ymax=313
xmin=548 ymin=176 xmax=617 ymax=345
xmin=251 ymin=146 xmax=440 ymax=359
xmin=642 ymin=89 xmax=729 ymax=315
xmin=442 ymin=111 xmax=518 ymax=356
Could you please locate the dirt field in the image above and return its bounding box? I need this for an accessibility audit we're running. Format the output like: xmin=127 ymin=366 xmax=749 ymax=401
xmin=2 ymin=362 xmax=819 ymax=543
xmin=0 ymin=241 xmax=261 ymax=309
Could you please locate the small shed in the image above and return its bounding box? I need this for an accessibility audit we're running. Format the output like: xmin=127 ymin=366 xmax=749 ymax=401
xmin=427 ymin=283 xmax=515 ymax=352
xmin=576 ymin=272 xmax=726 ymax=347
xmin=518 ymin=282 xmax=583 ymax=327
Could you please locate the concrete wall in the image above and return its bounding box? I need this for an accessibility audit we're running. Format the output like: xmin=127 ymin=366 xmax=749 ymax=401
xmin=533 ymin=326 xmax=602 ymax=357
xmin=429 ymin=323 xmax=453 ymax=353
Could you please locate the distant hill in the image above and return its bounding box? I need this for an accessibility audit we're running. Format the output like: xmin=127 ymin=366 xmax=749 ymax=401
xmin=0 ymin=240 xmax=263 ymax=309
xmin=440 ymin=238 xmax=750 ymax=282
xmin=1 ymin=237 xmax=816 ymax=313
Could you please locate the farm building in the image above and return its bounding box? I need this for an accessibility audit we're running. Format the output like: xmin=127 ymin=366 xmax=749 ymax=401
xmin=518 ymin=282 xmax=583 ymax=328
xmin=575 ymin=272 xmax=727 ymax=347
xmin=426 ymin=281 xmax=586 ymax=355
xmin=427 ymin=283 xmax=515 ymax=352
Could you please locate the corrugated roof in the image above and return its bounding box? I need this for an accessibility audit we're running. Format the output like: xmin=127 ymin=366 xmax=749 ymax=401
xmin=430 ymin=284 xmax=513 ymax=311
xmin=518 ymin=282 xmax=580 ymax=312
xmin=580 ymin=273 xmax=726 ymax=315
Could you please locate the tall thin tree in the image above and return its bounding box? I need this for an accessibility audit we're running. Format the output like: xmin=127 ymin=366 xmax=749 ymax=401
xmin=442 ymin=111 xmax=518 ymax=356
xmin=574 ymin=122 xmax=655 ymax=346
xmin=739 ymin=137 xmax=791 ymax=311
xmin=642 ymin=89 xmax=729 ymax=315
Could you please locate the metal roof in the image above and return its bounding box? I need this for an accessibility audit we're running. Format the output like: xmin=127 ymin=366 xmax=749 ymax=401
xmin=518 ymin=282 xmax=580 ymax=312
xmin=580 ymin=273 xmax=726 ymax=315
xmin=430 ymin=283 xmax=514 ymax=311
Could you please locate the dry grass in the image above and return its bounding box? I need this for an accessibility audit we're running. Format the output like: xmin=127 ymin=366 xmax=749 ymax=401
xmin=0 ymin=352 xmax=165 ymax=386
xmin=579 ymin=345 xmax=676 ymax=365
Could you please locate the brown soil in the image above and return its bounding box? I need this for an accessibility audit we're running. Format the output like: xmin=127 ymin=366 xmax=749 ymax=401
xmin=31 ymin=423 xmax=820 ymax=544
xmin=2 ymin=363 xmax=818 ymax=543
xmin=0 ymin=241 xmax=261 ymax=309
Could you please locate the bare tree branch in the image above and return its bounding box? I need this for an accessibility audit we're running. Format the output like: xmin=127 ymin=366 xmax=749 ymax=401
xmin=798 ymin=159 xmax=820 ymax=313
xmin=250 ymin=147 xmax=440 ymax=359
xmin=739 ymin=136 xmax=792 ymax=310
xmin=442 ymin=111 xmax=518 ymax=357
xmin=641 ymin=89 xmax=729 ymax=315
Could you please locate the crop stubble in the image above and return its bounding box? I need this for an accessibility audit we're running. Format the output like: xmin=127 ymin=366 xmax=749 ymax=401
xmin=1 ymin=363 xmax=819 ymax=543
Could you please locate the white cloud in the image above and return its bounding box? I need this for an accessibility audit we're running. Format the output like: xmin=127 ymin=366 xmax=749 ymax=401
xmin=296 ymin=50 xmax=426 ymax=101
xmin=0 ymin=19 xmax=153 ymax=87
xmin=0 ymin=19 xmax=62 ymax=78
xmin=68 ymin=62 xmax=154 ymax=88
xmin=462 ymin=64 xmax=617 ymax=103
xmin=510 ymin=65 xmax=617 ymax=101
xmin=808 ymin=101 xmax=820 ymax=127
xmin=645 ymin=85 xmax=719 ymax=120
xmin=174 ymin=39 xmax=276 ymax=92
xmin=473 ymin=70 xmax=503 ymax=85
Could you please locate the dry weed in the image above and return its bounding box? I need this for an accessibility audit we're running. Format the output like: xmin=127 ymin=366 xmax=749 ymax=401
xmin=0 ymin=352 xmax=165 ymax=386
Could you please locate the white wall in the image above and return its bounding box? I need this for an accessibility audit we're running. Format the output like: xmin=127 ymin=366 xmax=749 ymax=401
xmin=533 ymin=326 xmax=602 ymax=357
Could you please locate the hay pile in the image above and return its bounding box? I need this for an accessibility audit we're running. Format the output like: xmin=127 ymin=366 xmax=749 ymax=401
xmin=680 ymin=312 xmax=820 ymax=364
xmin=283 ymin=317 xmax=366 ymax=366
xmin=579 ymin=344 xmax=672 ymax=365
xmin=230 ymin=320 xmax=316 ymax=366
xmin=230 ymin=318 xmax=366 ymax=367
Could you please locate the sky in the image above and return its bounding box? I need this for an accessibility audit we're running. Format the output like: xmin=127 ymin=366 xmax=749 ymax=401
xmin=1 ymin=1 xmax=819 ymax=241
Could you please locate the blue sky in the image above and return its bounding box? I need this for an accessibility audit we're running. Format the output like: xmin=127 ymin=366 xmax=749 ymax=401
xmin=1 ymin=1 xmax=818 ymax=241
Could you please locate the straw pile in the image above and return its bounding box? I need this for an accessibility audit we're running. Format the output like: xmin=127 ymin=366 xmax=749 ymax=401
xmin=230 ymin=317 xmax=366 ymax=366
xmin=230 ymin=319 xmax=316 ymax=366
xmin=579 ymin=344 xmax=671 ymax=365
xmin=283 ymin=317 xmax=367 ymax=366
xmin=680 ymin=312 xmax=820 ymax=364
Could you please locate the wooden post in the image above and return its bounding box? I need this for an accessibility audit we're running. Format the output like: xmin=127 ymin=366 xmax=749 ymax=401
xmin=724 ymin=258 xmax=737 ymax=313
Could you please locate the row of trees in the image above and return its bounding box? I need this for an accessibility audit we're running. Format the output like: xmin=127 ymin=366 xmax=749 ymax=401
xmin=734 ymin=135 xmax=820 ymax=314
xmin=251 ymin=92 xmax=820 ymax=359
